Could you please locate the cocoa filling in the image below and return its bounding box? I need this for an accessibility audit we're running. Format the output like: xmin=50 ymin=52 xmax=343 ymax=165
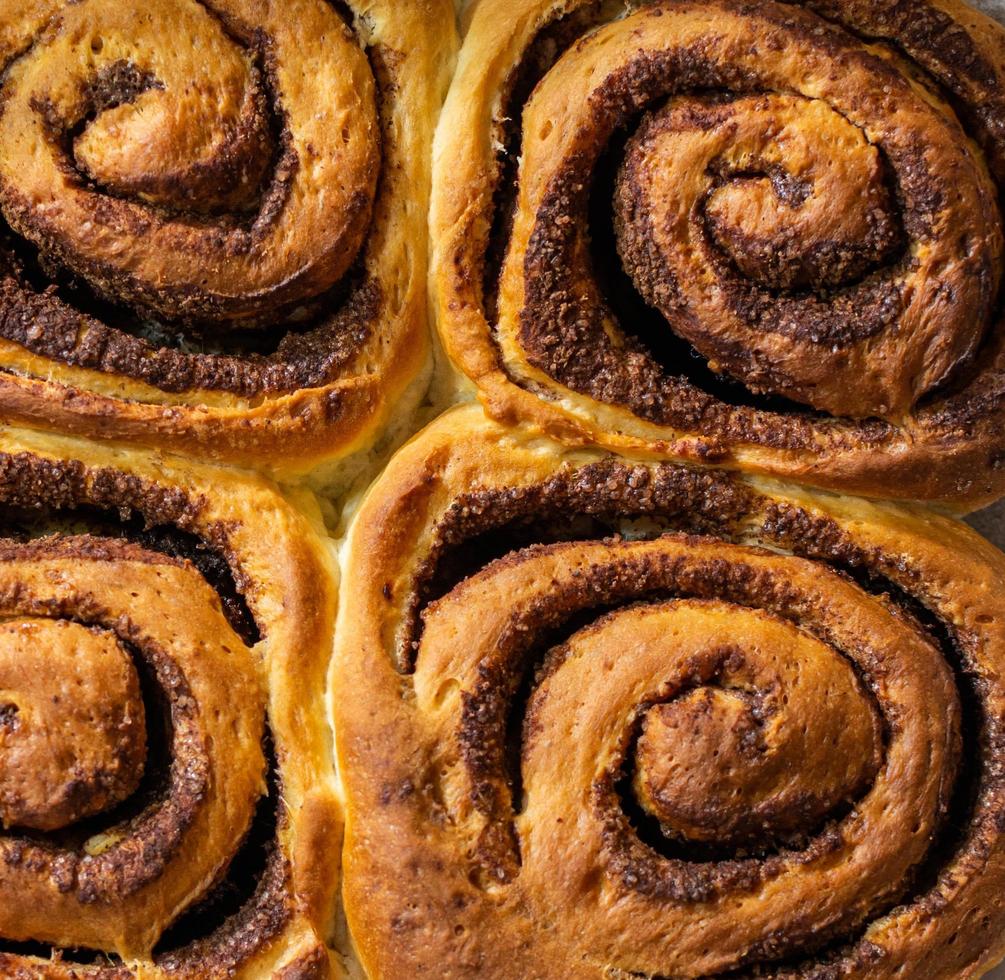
xmin=153 ymin=738 xmax=289 ymax=975
xmin=481 ymin=2 xmax=610 ymax=326
xmin=77 ymin=60 xmax=164 ymax=121
xmin=806 ymin=0 xmax=1000 ymax=92
xmin=0 ymin=450 xmax=258 ymax=643
xmin=404 ymin=459 xmax=754 ymax=667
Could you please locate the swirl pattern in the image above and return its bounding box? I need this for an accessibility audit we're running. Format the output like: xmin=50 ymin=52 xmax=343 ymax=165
xmin=432 ymin=0 xmax=1005 ymax=505
xmin=0 ymin=430 xmax=340 ymax=977
xmin=334 ymin=406 xmax=1005 ymax=978
xmin=0 ymin=0 xmax=454 ymax=475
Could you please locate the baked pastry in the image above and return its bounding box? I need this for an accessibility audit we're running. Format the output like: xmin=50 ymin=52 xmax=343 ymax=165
xmin=0 ymin=427 xmax=340 ymax=977
xmin=433 ymin=0 xmax=1005 ymax=507
xmin=0 ymin=0 xmax=455 ymax=479
xmin=334 ymin=405 xmax=1005 ymax=978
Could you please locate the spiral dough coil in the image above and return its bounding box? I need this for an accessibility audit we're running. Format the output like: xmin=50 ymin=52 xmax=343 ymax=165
xmin=0 ymin=429 xmax=340 ymax=978
xmin=432 ymin=0 xmax=1005 ymax=506
xmin=334 ymin=405 xmax=1005 ymax=978
xmin=0 ymin=0 xmax=455 ymax=475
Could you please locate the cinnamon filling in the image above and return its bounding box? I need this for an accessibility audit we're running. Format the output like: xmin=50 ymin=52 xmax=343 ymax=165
xmin=0 ymin=0 xmax=389 ymax=394
xmin=377 ymin=460 xmax=994 ymax=974
xmin=480 ymin=0 xmax=1005 ymax=447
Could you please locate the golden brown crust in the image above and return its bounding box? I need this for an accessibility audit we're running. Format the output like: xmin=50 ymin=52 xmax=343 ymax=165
xmin=431 ymin=0 xmax=1005 ymax=507
xmin=334 ymin=405 xmax=1005 ymax=978
xmin=0 ymin=0 xmax=457 ymax=478
xmin=0 ymin=619 xmax=147 ymax=833
xmin=0 ymin=428 xmax=341 ymax=978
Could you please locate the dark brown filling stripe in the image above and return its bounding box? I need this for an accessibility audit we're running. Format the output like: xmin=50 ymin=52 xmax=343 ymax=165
xmin=389 ymin=460 xmax=992 ymax=975
xmin=482 ymin=0 xmax=1005 ymax=445
xmin=0 ymin=2 xmax=387 ymax=395
xmin=0 ymin=273 xmax=379 ymax=395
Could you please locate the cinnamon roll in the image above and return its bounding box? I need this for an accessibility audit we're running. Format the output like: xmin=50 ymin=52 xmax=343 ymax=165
xmin=432 ymin=0 xmax=1005 ymax=506
xmin=334 ymin=405 xmax=1005 ymax=978
xmin=0 ymin=0 xmax=455 ymax=477
xmin=0 ymin=428 xmax=340 ymax=977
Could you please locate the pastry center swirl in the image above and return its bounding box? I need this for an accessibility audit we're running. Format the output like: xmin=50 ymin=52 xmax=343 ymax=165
xmin=627 ymin=607 xmax=883 ymax=847
xmin=410 ymin=530 xmax=961 ymax=975
xmin=0 ymin=540 xmax=268 ymax=958
xmin=0 ymin=0 xmax=379 ymax=329
xmin=500 ymin=1 xmax=1004 ymax=422
xmin=618 ymin=95 xmax=903 ymax=295
xmin=0 ymin=618 xmax=145 ymax=832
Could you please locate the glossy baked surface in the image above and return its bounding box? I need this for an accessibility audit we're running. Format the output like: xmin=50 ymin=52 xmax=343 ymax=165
xmin=0 ymin=0 xmax=455 ymax=476
xmin=335 ymin=406 xmax=1005 ymax=978
xmin=7 ymin=0 xmax=1005 ymax=975
xmin=433 ymin=0 xmax=1005 ymax=506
